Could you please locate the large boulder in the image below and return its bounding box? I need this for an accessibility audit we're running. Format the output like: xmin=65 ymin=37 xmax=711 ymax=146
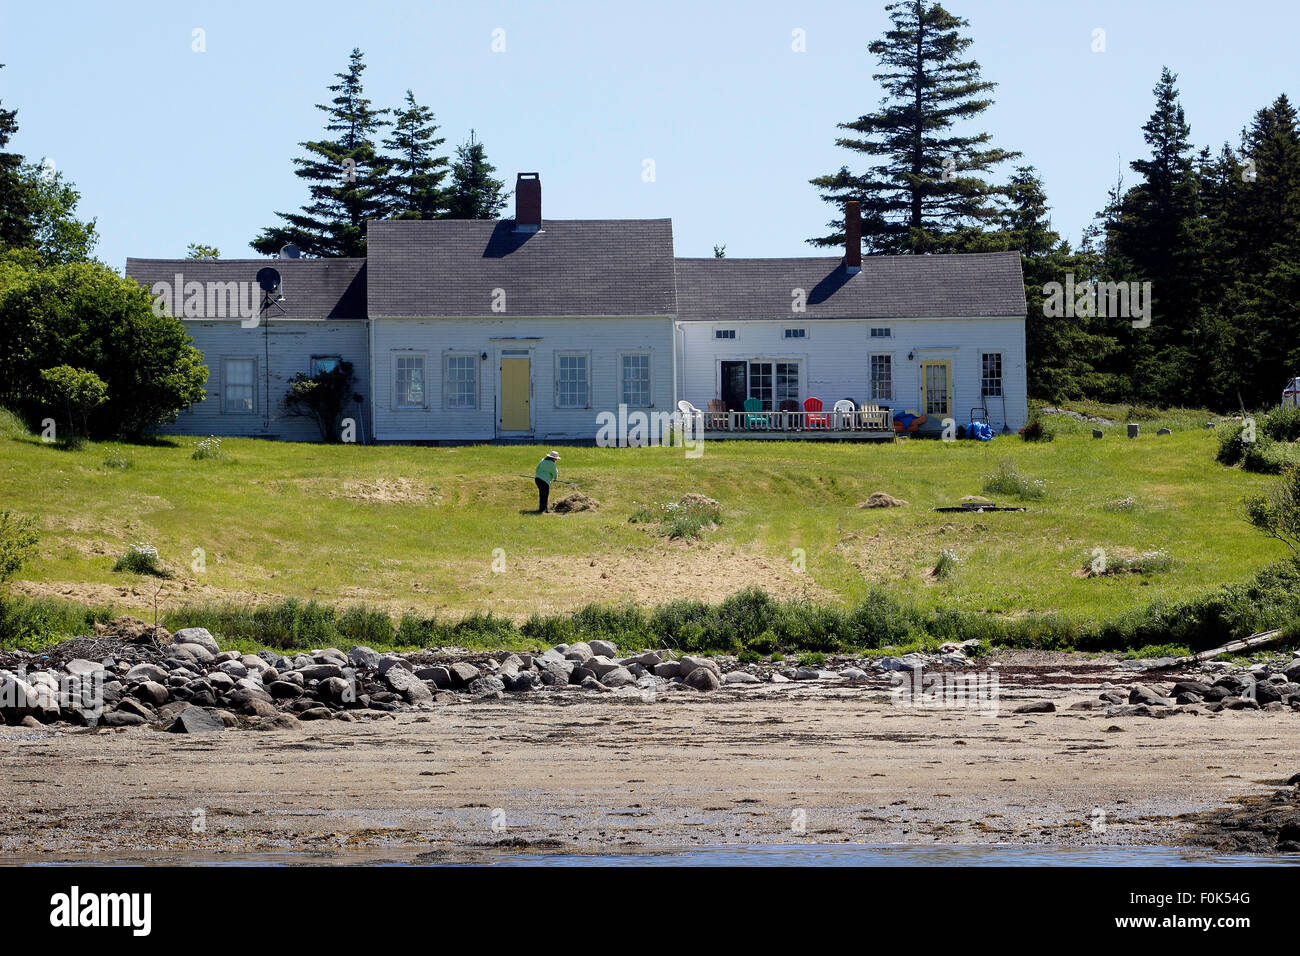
xmin=384 ymin=666 xmax=433 ymax=703
xmin=131 ymin=681 xmax=169 ymax=707
xmin=297 ymin=663 xmax=342 ymax=682
xmin=172 ymin=627 xmax=220 ymax=655
xmin=124 ymin=663 xmax=168 ymax=684
xmin=599 ymin=666 xmax=635 ymax=688
xmin=683 ymin=667 xmax=721 ymax=691
xmin=446 ymin=662 xmax=482 ymax=688
xmin=589 ymin=640 xmax=618 ymax=659
xmin=167 ymin=706 xmax=225 ymax=734
xmin=347 ymin=646 xmax=382 ymax=669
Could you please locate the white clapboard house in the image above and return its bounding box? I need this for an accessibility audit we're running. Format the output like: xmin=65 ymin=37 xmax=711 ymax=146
xmin=126 ymin=174 xmax=1027 ymax=443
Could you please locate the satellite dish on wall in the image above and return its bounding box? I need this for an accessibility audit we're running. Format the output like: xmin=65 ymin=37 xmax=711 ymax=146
xmin=256 ymin=267 xmax=284 ymax=302
xmin=279 ymin=243 xmax=301 ymax=259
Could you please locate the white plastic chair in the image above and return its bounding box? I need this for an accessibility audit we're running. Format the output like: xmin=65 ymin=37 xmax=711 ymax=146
xmin=833 ymin=399 xmax=857 ymax=429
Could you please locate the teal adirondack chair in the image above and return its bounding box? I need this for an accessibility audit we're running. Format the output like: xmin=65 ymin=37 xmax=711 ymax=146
xmin=743 ymin=397 xmax=769 ymax=429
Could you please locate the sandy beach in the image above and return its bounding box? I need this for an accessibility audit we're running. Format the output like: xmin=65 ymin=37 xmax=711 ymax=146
xmin=3 ymin=662 xmax=1297 ymax=862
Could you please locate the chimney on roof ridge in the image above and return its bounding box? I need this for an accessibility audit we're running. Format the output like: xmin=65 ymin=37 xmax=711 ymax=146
xmin=844 ymin=200 xmax=861 ymax=274
xmin=515 ymin=172 xmax=541 ymax=232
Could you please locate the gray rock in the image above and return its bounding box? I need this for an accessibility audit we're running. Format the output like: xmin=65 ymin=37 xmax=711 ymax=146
xmin=586 ymin=656 xmax=621 ymax=679
xmin=579 ymin=676 xmax=610 ymax=692
xmin=64 ymin=658 xmax=105 ymax=678
xmin=172 ymin=627 xmax=220 ymax=654
xmin=414 ymin=666 xmax=453 ymax=688
xmin=684 ymin=667 xmax=721 ymax=691
xmin=564 ymin=642 xmax=594 ymax=663
xmin=132 ymin=681 xmax=169 ymax=707
xmin=125 ymin=663 xmax=168 ymax=684
xmin=100 ymin=709 xmax=146 ymax=727
xmin=384 ymin=666 xmax=433 ymax=703
xmin=376 ymin=656 xmax=412 ymax=676
xmin=348 ymin=645 xmax=381 ymax=669
xmin=792 ymin=667 xmax=820 ymax=681
xmin=503 ymin=672 xmax=536 ymax=693
xmin=653 ymin=661 xmax=682 ymax=679
xmin=679 ymin=655 xmax=719 ymax=676
xmin=254 ymin=713 xmax=302 ymax=731
xmin=318 ymin=676 xmax=353 ymax=705
xmin=268 ymin=680 xmax=303 ymax=700
xmin=1014 ymin=700 xmax=1055 ymax=713
xmin=297 ymin=663 xmax=342 ymax=682
xmin=840 ymin=667 xmax=869 ymax=682
xmin=447 ymin=662 xmax=481 ymax=687
xmin=240 ymin=699 xmax=279 ymax=718
xmin=599 ymin=666 xmax=635 ymax=688
xmin=167 ymin=706 xmax=225 ymax=734
xmin=298 ymin=707 xmax=334 ymax=721
xmin=622 ymin=651 xmax=662 ymax=668
xmin=469 ymin=676 xmax=506 ymax=695
xmin=724 ymin=671 xmax=761 ymax=684
xmin=589 ymin=640 xmax=618 ymax=659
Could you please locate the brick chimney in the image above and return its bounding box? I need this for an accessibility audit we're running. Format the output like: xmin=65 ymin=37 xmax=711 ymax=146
xmin=844 ymin=200 xmax=861 ymax=274
xmin=515 ymin=173 xmax=541 ymax=232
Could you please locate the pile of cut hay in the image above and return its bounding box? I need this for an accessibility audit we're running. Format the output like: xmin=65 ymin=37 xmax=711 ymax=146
xmin=858 ymin=492 xmax=908 ymax=508
xmin=553 ymin=492 xmax=600 ymax=514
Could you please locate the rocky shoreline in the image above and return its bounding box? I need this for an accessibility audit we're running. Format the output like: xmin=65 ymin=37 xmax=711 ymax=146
xmin=2 ymin=619 xmax=1298 ymax=737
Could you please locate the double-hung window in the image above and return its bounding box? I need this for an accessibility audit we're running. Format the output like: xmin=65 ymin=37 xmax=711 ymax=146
xmin=444 ymin=353 xmax=478 ymax=409
xmin=870 ymin=355 xmax=893 ymax=401
xmin=981 ymin=352 xmax=1003 ymax=398
xmin=621 ymin=353 xmax=652 ymax=407
xmin=222 ymin=357 xmax=256 ymax=414
xmin=394 ymin=354 xmax=427 ymax=409
xmin=555 ymin=352 xmax=590 ymax=408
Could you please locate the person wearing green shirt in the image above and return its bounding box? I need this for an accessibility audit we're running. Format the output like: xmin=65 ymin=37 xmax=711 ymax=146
xmin=534 ymin=450 xmax=560 ymax=513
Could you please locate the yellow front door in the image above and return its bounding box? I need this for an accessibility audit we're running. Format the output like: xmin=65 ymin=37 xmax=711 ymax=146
xmin=920 ymin=360 xmax=952 ymax=418
xmin=500 ymin=356 xmax=531 ymax=430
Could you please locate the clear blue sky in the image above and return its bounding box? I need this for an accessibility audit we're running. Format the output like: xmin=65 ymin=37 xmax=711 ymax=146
xmin=4 ymin=0 xmax=1295 ymax=271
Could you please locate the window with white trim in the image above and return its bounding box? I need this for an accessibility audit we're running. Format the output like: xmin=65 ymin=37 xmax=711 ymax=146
xmin=394 ymin=354 xmax=426 ymax=409
xmin=555 ymin=352 xmax=590 ymax=408
xmin=870 ymin=327 xmax=892 ymax=338
xmin=444 ymin=353 xmax=478 ymax=409
xmin=621 ymin=353 xmax=652 ymax=407
xmin=222 ymin=357 xmax=256 ymax=414
xmin=981 ymin=352 xmax=1003 ymax=398
xmin=783 ymin=327 xmax=807 ymax=339
xmin=714 ymin=329 xmax=736 ymax=339
xmin=870 ymin=354 xmax=892 ymax=401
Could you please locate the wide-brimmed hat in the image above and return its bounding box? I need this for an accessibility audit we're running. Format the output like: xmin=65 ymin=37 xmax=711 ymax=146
xmin=545 ymin=450 xmax=560 ymax=460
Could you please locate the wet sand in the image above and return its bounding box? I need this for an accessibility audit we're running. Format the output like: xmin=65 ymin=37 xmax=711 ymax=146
xmin=2 ymin=672 xmax=1297 ymax=862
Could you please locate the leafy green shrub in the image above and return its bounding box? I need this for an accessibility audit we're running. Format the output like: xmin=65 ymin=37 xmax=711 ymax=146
xmin=736 ymin=649 xmax=761 ymax=663
xmin=1245 ymin=465 xmax=1300 ymax=555
xmin=0 ymin=259 xmax=208 ymax=437
xmin=112 ymin=542 xmax=169 ymax=578
xmin=0 ymin=405 xmax=28 ymax=439
xmin=283 ymin=361 xmax=362 ymax=442
xmin=569 ymin=602 xmax=651 ymax=646
xmin=191 ymin=436 xmax=225 ymax=461
xmin=39 ymin=365 xmax=108 ymax=439
xmin=1215 ymin=422 xmax=1249 ymax=466
xmin=713 ymin=587 xmax=779 ymax=645
xmin=1085 ymin=548 xmax=1173 ymax=576
xmin=0 ymin=594 xmax=113 ymax=649
xmin=844 ymin=589 xmax=924 ymax=649
xmin=101 ymin=447 xmax=131 ymax=469
xmin=932 ymin=549 xmax=960 ymax=579
xmin=1263 ymin=405 xmax=1300 ymax=443
xmin=0 ymin=511 xmax=39 ymax=584
xmin=744 ymin=628 xmax=781 ymax=654
xmin=981 ymin=460 xmax=1047 ymax=500
xmin=797 ymin=652 xmax=825 ymax=668
xmin=1021 ymin=419 xmax=1054 ymax=442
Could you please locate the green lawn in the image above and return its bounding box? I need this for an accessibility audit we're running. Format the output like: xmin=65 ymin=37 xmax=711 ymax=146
xmin=0 ymin=407 xmax=1288 ymax=630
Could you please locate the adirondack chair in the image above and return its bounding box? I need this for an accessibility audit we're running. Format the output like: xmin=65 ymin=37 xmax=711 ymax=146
xmin=803 ymin=397 xmax=829 ymax=429
xmin=743 ymin=397 xmax=769 ymax=429
xmin=706 ymin=398 xmax=729 ymax=430
xmin=859 ymin=402 xmax=888 ymax=431
xmin=676 ymin=400 xmax=704 ymax=434
xmin=833 ymin=399 xmax=857 ymax=429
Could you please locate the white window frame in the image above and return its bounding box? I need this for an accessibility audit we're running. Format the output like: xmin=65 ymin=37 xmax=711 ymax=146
xmin=980 ymin=351 xmax=1003 ymax=399
xmin=393 ymin=352 xmax=428 ymax=411
xmin=783 ymin=327 xmax=808 ymax=340
xmin=553 ymin=350 xmax=591 ymax=409
xmin=869 ymin=327 xmax=892 ymax=339
xmin=443 ymin=351 xmax=479 ymax=410
xmin=221 ymin=356 xmax=257 ymax=415
xmin=619 ymin=352 xmax=653 ymax=408
xmin=869 ymin=353 xmax=894 ymax=402
xmin=713 ymin=328 xmax=737 ymax=340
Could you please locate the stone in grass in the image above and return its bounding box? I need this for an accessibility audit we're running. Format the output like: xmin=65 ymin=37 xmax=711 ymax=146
xmin=1014 ymin=700 xmax=1056 ymax=714
xmin=167 ymin=706 xmax=225 ymax=734
xmin=683 ymin=667 xmax=721 ymax=692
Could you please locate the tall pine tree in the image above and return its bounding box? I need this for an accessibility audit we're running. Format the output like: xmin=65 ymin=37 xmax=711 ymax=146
xmin=445 ymin=131 xmax=508 ymax=219
xmin=383 ymin=90 xmax=451 ymax=220
xmin=0 ymin=64 xmax=32 ymax=250
xmin=251 ymin=49 xmax=392 ymax=257
xmin=809 ymin=0 xmax=1019 ymax=254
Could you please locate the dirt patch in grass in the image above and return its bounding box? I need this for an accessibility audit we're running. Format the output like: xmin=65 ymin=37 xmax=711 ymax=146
xmin=552 ymin=492 xmax=599 ymax=513
xmin=336 ymin=478 xmax=440 ymax=504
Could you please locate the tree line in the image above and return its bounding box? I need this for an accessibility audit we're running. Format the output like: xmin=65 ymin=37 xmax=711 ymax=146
xmin=251 ymin=48 xmax=509 ymax=258
xmin=812 ymin=0 xmax=1299 ymax=412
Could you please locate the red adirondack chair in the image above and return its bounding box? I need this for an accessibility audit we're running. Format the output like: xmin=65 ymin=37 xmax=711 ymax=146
xmin=803 ymin=397 xmax=829 ymax=429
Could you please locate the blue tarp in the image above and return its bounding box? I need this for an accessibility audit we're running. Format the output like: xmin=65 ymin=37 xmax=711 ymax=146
xmin=968 ymin=420 xmax=994 ymax=441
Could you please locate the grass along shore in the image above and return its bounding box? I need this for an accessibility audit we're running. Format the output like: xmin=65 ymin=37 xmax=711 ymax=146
xmin=1 ymin=402 xmax=1296 ymax=653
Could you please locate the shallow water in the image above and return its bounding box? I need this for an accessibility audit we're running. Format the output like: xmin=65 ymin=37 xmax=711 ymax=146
xmin=19 ymin=844 xmax=1300 ymax=867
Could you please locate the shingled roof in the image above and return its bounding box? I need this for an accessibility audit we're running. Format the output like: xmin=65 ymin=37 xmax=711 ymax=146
xmin=124 ymin=258 xmax=367 ymax=320
xmin=366 ymin=219 xmax=677 ymax=318
xmin=674 ymin=250 xmax=1026 ymax=321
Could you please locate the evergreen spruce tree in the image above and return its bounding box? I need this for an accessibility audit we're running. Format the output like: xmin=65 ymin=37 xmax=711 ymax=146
xmin=809 ymin=0 xmax=1019 ymax=254
xmin=383 ymin=90 xmax=451 ymax=220
xmin=445 ymin=131 xmax=508 ymax=219
xmin=0 ymin=64 xmax=32 ymax=250
xmin=251 ymin=49 xmax=392 ymax=257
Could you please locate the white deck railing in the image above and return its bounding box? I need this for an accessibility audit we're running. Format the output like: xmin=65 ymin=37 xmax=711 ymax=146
xmin=702 ymin=408 xmax=892 ymax=432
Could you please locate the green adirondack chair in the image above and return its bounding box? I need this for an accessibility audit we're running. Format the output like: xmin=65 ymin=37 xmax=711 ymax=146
xmin=743 ymin=397 xmax=769 ymax=429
